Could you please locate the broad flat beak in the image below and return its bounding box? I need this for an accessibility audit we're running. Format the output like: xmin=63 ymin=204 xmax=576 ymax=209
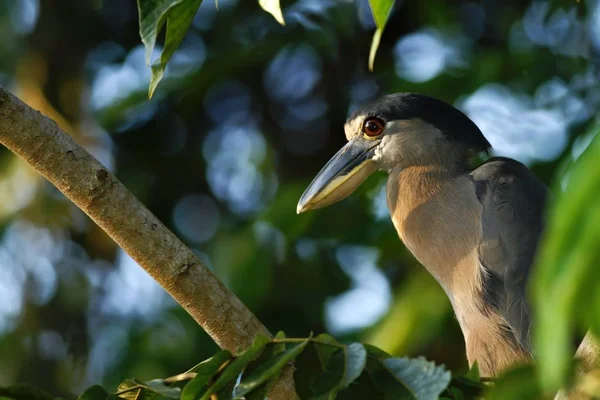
xmin=297 ymin=137 xmax=380 ymax=214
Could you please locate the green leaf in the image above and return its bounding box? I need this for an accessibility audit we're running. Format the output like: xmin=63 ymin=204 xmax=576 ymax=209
xmin=144 ymin=380 xmax=181 ymax=398
xmin=199 ymin=334 xmax=271 ymax=400
xmin=383 ymin=357 xmax=451 ymax=399
xmin=313 ymin=334 xmax=340 ymax=371
xmin=443 ymin=377 xmax=485 ymax=400
xmin=233 ymin=336 xmax=310 ymax=398
xmin=368 ymin=0 xmax=394 ymax=28
xmin=187 ymin=350 xmax=232 ymax=374
xmin=336 ymin=371 xmax=386 ymax=400
xmin=367 ymin=0 xmax=395 ymax=71
xmin=137 ymin=0 xmax=204 ymax=98
xmin=273 ymin=331 xmax=286 ymax=356
xmin=182 ymin=350 xmax=232 ymax=400
xmin=447 ymin=387 xmax=465 ymax=400
xmin=367 ymin=356 xmax=451 ymax=400
xmin=310 ymin=343 xmax=367 ymax=398
xmin=115 ymin=379 xmax=153 ymax=400
xmin=364 ymin=345 xmax=413 ymax=398
xmin=532 ymin=128 xmax=600 ymax=390
xmin=342 ymin=344 xmax=368 ymax=388
xmin=116 ymin=378 xmax=179 ymax=400
xmin=79 ymin=385 xmax=111 ymax=400
xmin=363 ymin=344 xmax=391 ymax=360
xmin=485 ymin=364 xmax=541 ymax=400
xmin=464 ymin=362 xmax=480 ymax=382
xmin=258 ymin=0 xmax=285 ymax=25
xmin=215 ymin=380 xmax=236 ymax=400
xmin=237 ymin=332 xmax=290 ymax=399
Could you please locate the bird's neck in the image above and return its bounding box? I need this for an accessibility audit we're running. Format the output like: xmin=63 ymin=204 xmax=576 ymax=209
xmin=386 ymin=164 xmax=479 ymax=283
xmin=386 ymin=164 xmax=530 ymax=376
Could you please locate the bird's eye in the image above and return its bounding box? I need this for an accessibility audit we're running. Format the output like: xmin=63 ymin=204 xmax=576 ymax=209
xmin=363 ymin=118 xmax=385 ymax=137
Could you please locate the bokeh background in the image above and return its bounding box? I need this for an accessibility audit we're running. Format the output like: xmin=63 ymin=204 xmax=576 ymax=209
xmin=0 ymin=0 xmax=599 ymax=396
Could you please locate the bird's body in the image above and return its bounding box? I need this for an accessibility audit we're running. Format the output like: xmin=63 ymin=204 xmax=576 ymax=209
xmin=387 ymin=158 xmax=546 ymax=375
xmin=297 ymin=93 xmax=548 ymax=376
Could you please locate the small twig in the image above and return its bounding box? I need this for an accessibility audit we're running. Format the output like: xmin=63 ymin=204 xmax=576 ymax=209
xmin=163 ymin=372 xmax=197 ymax=384
xmin=273 ymin=338 xmax=346 ymax=349
xmin=114 ymin=386 xmax=143 ymax=396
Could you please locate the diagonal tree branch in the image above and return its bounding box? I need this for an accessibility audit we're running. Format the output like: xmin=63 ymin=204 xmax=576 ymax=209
xmin=0 ymin=86 xmax=297 ymax=399
xmin=555 ymin=333 xmax=600 ymax=400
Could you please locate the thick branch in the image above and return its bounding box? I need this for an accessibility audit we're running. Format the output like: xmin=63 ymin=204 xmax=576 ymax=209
xmin=0 ymin=86 xmax=297 ymax=398
xmin=573 ymin=333 xmax=600 ymax=373
xmin=555 ymin=333 xmax=600 ymax=400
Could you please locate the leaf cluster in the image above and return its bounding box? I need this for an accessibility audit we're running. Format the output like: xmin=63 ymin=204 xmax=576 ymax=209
xmin=63 ymin=332 xmax=484 ymax=400
xmin=137 ymin=0 xmax=395 ymax=96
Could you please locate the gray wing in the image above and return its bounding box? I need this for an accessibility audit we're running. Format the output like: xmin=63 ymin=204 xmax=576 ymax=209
xmin=471 ymin=157 xmax=549 ymax=353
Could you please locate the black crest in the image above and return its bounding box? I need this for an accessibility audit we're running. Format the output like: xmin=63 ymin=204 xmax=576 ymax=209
xmin=348 ymin=93 xmax=491 ymax=153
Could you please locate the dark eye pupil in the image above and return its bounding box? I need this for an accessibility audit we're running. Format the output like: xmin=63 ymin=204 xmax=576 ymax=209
xmin=363 ymin=119 xmax=383 ymax=136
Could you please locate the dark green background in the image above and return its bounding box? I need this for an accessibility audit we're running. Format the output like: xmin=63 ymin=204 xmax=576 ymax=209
xmin=0 ymin=0 xmax=597 ymax=397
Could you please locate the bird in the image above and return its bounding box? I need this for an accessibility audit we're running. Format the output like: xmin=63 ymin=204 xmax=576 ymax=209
xmin=296 ymin=93 xmax=549 ymax=377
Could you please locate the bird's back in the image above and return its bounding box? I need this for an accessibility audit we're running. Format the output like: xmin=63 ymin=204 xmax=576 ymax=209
xmin=471 ymin=156 xmax=550 ymax=354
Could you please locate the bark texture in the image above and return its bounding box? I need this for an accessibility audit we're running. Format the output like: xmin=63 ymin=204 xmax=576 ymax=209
xmin=0 ymin=86 xmax=297 ymax=399
xmin=555 ymin=333 xmax=600 ymax=400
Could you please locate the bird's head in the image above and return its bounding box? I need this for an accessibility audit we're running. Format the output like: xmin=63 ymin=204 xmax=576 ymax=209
xmin=297 ymin=93 xmax=490 ymax=213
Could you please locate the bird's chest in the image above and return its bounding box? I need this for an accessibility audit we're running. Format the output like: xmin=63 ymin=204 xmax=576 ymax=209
xmin=386 ymin=175 xmax=482 ymax=289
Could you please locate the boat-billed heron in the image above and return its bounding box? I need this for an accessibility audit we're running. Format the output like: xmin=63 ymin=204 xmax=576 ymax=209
xmin=297 ymin=93 xmax=548 ymax=377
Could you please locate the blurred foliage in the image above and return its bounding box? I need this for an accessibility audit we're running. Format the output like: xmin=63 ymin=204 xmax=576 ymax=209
xmin=533 ymin=126 xmax=600 ymax=391
xmin=1 ymin=0 xmax=600 ymax=398
xmin=484 ymin=365 xmax=544 ymax=400
xmin=139 ymin=0 xmax=394 ymax=96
